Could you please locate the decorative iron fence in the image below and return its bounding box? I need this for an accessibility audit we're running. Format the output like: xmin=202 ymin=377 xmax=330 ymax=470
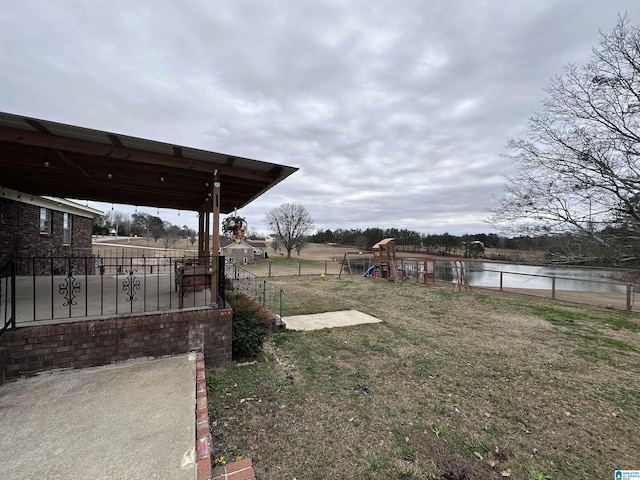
xmin=9 ymin=255 xmax=226 ymax=323
xmin=14 ymin=253 xmax=96 ymax=276
xmin=226 ymin=262 xmax=283 ymax=323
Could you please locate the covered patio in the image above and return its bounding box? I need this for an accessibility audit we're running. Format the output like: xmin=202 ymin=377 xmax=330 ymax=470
xmin=0 ymin=111 xmax=297 ymax=377
xmin=0 ymin=111 xmax=296 ymax=254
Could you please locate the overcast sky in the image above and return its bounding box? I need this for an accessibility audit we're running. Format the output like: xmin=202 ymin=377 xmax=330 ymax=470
xmin=2 ymin=1 xmax=639 ymax=237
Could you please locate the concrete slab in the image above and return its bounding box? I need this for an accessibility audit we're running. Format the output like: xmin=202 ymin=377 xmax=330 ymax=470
xmin=283 ymin=309 xmax=382 ymax=331
xmin=0 ymin=355 xmax=196 ymax=480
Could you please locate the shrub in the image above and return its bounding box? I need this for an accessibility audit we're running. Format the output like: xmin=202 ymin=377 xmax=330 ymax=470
xmin=227 ymin=292 xmax=272 ymax=360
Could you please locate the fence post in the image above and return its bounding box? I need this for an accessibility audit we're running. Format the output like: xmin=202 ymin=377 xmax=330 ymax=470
xmin=298 ymin=261 xmax=301 ymax=276
xmin=262 ymin=280 xmax=267 ymax=308
xmin=324 ymin=261 xmax=328 ymax=275
xmin=279 ymin=289 xmax=283 ymax=320
xmin=551 ymin=277 xmax=556 ymax=300
xmin=268 ymin=261 xmax=272 ymax=278
xmin=627 ymin=283 xmax=633 ymax=311
xmin=499 ymin=271 xmax=503 ymax=292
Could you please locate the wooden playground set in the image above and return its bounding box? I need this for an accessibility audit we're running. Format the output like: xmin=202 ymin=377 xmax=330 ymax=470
xmin=338 ymin=238 xmax=471 ymax=291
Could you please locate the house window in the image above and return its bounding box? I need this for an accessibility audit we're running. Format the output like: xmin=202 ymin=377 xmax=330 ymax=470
xmin=63 ymin=213 xmax=72 ymax=245
xmin=40 ymin=208 xmax=51 ymax=234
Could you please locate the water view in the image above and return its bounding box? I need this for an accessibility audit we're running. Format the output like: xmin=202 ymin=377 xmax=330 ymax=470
xmin=436 ymin=261 xmax=627 ymax=293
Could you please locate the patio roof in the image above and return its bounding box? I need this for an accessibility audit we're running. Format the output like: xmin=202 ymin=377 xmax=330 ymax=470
xmin=0 ymin=112 xmax=298 ymax=214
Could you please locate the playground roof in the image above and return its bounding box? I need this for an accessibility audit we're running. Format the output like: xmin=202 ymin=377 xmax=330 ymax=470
xmin=372 ymin=238 xmax=395 ymax=249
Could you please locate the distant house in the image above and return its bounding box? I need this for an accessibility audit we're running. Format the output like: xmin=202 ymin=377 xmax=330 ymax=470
xmin=0 ymin=186 xmax=103 ymax=269
xmin=219 ymin=238 xmax=269 ymax=263
xmin=247 ymin=240 xmax=268 ymax=259
xmin=220 ymin=239 xmax=256 ymax=264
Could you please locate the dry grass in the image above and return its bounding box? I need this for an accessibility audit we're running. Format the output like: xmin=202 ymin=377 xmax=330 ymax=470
xmin=207 ymin=276 xmax=640 ymax=479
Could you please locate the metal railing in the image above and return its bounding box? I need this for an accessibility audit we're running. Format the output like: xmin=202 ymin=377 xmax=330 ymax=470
xmin=226 ymin=262 xmax=283 ymax=323
xmin=10 ymin=255 xmax=226 ymax=323
xmin=1 ymin=259 xmax=16 ymax=335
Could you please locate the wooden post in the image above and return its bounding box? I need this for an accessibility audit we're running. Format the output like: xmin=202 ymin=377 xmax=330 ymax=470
xmin=204 ymin=210 xmax=210 ymax=260
xmin=212 ymin=180 xmax=220 ymax=259
xmin=212 ymin=179 xmax=221 ymax=302
xmin=198 ymin=206 xmax=205 ymax=258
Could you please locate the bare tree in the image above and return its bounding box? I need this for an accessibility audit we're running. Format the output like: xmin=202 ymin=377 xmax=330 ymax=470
xmin=270 ymin=237 xmax=281 ymax=253
xmin=181 ymin=226 xmax=197 ymax=247
xmin=294 ymin=237 xmax=306 ymax=256
xmin=490 ymin=16 xmax=640 ymax=266
xmin=266 ymin=203 xmax=313 ymax=258
xmin=162 ymin=222 xmax=181 ymax=250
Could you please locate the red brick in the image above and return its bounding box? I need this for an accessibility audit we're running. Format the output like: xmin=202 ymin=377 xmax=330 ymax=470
xmin=197 ymin=458 xmax=212 ymax=480
xmin=225 ymin=458 xmax=253 ymax=473
xmin=196 ymin=422 xmax=209 ymax=439
xmin=196 ymin=409 xmax=208 ymax=424
xmin=197 ymin=380 xmax=207 ymax=396
xmin=196 ymin=437 xmax=210 ymax=460
xmin=227 ymin=468 xmax=256 ymax=480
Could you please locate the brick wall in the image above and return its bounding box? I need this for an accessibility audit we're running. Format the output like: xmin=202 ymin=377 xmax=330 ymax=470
xmin=0 ymin=197 xmax=93 ymax=265
xmin=0 ymin=306 xmax=232 ymax=382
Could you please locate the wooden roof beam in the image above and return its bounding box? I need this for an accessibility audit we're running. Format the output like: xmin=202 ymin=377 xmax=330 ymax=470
xmin=0 ymin=126 xmax=279 ymax=182
xmin=25 ymin=119 xmax=51 ymax=135
xmin=107 ymin=134 xmax=124 ymax=148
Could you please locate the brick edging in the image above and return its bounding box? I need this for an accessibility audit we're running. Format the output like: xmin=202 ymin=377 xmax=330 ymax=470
xmin=197 ymin=352 xmax=257 ymax=480
xmin=195 ymin=352 xmax=212 ymax=480
xmin=212 ymin=457 xmax=256 ymax=479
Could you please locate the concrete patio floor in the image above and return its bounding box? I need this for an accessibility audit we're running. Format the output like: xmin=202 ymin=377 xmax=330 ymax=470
xmin=0 ymin=354 xmax=197 ymax=480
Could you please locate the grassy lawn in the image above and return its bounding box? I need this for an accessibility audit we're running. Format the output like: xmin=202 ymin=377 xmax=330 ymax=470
xmin=207 ymin=276 xmax=640 ymax=479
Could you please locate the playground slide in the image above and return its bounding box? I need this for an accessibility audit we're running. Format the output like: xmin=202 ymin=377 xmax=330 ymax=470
xmin=364 ymin=265 xmax=377 ymax=277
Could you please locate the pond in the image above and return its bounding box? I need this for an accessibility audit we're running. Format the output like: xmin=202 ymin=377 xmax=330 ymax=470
xmin=435 ymin=261 xmax=628 ymax=293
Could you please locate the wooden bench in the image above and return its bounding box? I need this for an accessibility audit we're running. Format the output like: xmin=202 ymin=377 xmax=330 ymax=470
xmin=174 ymin=258 xmax=200 ymax=292
xmin=176 ymin=264 xmax=212 ymax=308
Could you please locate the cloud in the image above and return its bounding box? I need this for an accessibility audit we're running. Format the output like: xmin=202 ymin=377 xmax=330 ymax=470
xmin=1 ymin=0 xmax=638 ymax=236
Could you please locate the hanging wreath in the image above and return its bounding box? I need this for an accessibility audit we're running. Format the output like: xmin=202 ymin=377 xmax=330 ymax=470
xmin=222 ymin=214 xmax=247 ymax=242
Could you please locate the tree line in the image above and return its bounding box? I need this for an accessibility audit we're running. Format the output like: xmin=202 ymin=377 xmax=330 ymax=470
xmin=93 ymin=211 xmax=197 ymax=249
xmin=310 ymin=228 xmax=548 ymax=254
xmin=309 ymin=227 xmax=633 ymax=265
